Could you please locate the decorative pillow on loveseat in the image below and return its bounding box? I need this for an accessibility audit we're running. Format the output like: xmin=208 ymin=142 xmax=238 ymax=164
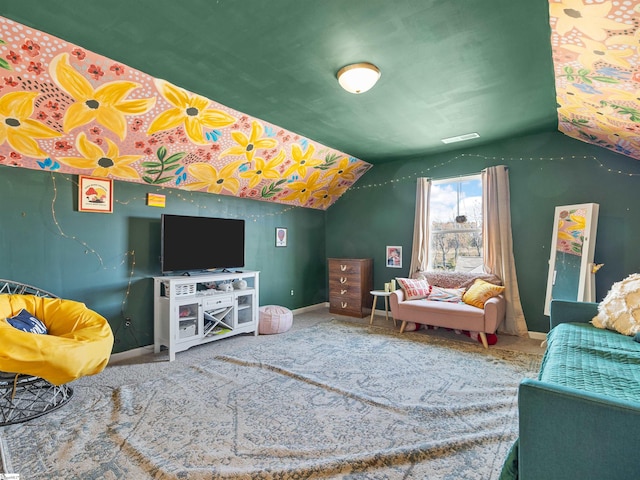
xmin=397 ymin=277 xmax=432 ymax=300
xmin=462 ymin=279 xmax=505 ymax=309
xmin=592 ymin=273 xmax=640 ymax=336
xmin=7 ymin=309 xmax=48 ymax=334
xmin=427 ymin=287 xmax=465 ymax=303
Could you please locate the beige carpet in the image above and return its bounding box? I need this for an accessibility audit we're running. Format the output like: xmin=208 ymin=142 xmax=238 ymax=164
xmin=0 ymin=309 xmax=542 ymax=479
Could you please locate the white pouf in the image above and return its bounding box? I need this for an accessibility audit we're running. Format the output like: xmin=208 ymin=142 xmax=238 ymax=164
xmin=259 ymin=305 xmax=293 ymax=334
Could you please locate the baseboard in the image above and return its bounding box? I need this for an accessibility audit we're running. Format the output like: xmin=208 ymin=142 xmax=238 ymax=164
xmin=292 ymin=302 xmax=327 ymax=314
xmin=109 ymin=345 xmax=154 ymax=364
xmin=527 ymin=331 xmax=547 ymax=341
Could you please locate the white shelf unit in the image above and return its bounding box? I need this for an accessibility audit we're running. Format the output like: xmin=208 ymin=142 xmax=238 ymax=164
xmin=153 ymin=270 xmax=259 ymax=361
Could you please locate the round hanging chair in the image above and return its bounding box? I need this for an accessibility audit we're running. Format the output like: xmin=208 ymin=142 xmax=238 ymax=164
xmin=0 ymin=279 xmax=114 ymax=426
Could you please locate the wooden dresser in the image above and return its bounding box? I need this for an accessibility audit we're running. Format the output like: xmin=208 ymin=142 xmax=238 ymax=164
xmin=328 ymin=258 xmax=373 ymax=318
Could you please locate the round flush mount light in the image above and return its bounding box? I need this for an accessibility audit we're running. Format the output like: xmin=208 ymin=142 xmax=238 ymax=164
xmin=337 ymin=62 xmax=381 ymax=94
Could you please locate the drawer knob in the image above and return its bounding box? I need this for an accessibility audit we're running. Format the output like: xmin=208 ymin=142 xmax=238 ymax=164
xmin=341 ymin=289 xmax=347 ymax=295
xmin=340 ymin=264 xmax=347 ymax=271
xmin=341 ymin=302 xmax=347 ymax=308
xmin=340 ymin=277 xmax=347 ymax=284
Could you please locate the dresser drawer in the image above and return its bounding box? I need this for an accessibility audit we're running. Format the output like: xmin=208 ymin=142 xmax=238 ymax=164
xmin=328 ymin=259 xmax=363 ymax=276
xmin=329 ymin=298 xmax=364 ymax=316
xmin=328 ymin=284 xmax=361 ymax=301
xmin=329 ymin=275 xmax=362 ymax=293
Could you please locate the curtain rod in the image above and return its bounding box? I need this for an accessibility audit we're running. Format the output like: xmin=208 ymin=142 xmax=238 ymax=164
xmin=427 ymin=165 xmax=508 ymax=183
xmin=430 ymin=172 xmax=481 ymax=183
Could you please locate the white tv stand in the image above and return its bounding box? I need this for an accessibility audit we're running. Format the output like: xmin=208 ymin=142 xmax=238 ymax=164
xmin=153 ymin=270 xmax=259 ymax=361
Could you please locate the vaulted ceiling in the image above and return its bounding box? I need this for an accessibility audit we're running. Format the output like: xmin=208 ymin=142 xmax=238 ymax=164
xmin=1 ymin=0 xmax=559 ymax=165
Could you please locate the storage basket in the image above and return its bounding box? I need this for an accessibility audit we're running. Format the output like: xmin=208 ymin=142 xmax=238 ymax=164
xmin=163 ymin=282 xmax=196 ymax=297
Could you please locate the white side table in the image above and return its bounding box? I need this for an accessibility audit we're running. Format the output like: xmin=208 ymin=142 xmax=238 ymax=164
xmin=369 ymin=290 xmax=396 ymax=326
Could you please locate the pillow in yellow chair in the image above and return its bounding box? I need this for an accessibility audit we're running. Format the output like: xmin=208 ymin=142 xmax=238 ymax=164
xmin=7 ymin=309 xmax=48 ymax=334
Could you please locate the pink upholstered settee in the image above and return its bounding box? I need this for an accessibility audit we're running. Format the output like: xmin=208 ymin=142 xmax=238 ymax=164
xmin=389 ymin=272 xmax=506 ymax=348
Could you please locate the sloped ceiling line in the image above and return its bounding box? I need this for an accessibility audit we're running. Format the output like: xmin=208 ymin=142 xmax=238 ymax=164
xmin=551 ymin=0 xmax=640 ymax=160
xmin=0 ymin=16 xmax=371 ymax=210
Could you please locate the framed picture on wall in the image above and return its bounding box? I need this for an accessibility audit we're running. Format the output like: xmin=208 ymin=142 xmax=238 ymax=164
xmin=78 ymin=176 xmax=113 ymax=213
xmin=386 ymin=246 xmax=402 ymax=268
xmin=275 ymin=227 xmax=287 ymax=247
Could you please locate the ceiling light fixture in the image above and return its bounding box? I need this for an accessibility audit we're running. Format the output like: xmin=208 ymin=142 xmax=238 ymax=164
xmin=337 ymin=62 xmax=381 ymax=94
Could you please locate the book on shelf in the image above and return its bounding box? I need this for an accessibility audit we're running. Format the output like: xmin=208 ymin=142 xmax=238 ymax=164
xmin=206 ymin=326 xmax=231 ymax=336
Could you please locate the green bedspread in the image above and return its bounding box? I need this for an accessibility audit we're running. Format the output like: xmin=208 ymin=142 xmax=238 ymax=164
xmin=540 ymin=322 xmax=640 ymax=402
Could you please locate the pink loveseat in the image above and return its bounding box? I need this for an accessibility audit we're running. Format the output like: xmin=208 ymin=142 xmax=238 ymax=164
xmin=389 ymin=272 xmax=506 ymax=348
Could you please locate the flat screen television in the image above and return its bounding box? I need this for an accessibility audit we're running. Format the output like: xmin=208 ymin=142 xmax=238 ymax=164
xmin=161 ymin=214 xmax=245 ymax=273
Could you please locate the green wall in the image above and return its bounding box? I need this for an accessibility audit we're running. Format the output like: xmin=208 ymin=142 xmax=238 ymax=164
xmin=4 ymin=129 xmax=640 ymax=351
xmin=326 ymin=131 xmax=640 ymax=333
xmin=0 ymin=167 xmax=326 ymax=353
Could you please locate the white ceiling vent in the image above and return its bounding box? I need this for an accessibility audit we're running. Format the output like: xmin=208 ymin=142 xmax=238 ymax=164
xmin=441 ymin=132 xmax=480 ymax=144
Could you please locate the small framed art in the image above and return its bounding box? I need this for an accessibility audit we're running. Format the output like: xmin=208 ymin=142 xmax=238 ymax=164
xmin=146 ymin=193 xmax=166 ymax=208
xmin=275 ymin=227 xmax=287 ymax=247
xmin=78 ymin=176 xmax=113 ymax=213
xmin=386 ymin=246 xmax=402 ymax=268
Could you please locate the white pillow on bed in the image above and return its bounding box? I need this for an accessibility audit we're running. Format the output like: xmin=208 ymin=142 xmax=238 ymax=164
xmin=592 ymin=273 xmax=640 ymax=336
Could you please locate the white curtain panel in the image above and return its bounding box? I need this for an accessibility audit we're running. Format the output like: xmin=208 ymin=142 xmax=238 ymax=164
xmin=409 ymin=177 xmax=431 ymax=278
xmin=482 ymin=166 xmax=528 ymax=336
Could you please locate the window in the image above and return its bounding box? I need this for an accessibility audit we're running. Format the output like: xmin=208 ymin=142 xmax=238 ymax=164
xmin=428 ymin=175 xmax=483 ymax=272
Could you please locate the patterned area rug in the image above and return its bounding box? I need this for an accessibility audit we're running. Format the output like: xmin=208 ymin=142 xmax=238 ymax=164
xmin=0 ymin=319 xmax=540 ymax=479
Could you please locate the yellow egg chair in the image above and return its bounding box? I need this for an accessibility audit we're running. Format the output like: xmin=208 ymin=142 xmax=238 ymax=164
xmin=0 ymin=280 xmax=114 ymax=425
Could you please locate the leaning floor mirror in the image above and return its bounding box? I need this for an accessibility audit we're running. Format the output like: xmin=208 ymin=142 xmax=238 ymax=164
xmin=544 ymin=203 xmax=599 ymax=316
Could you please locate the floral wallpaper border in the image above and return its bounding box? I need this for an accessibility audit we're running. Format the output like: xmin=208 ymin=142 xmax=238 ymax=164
xmin=0 ymin=16 xmax=371 ymax=210
xmin=551 ymin=0 xmax=640 ymax=160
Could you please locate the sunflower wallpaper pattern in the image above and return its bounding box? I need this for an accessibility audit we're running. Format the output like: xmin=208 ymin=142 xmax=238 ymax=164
xmin=551 ymin=0 xmax=640 ymax=160
xmin=0 ymin=16 xmax=371 ymax=210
